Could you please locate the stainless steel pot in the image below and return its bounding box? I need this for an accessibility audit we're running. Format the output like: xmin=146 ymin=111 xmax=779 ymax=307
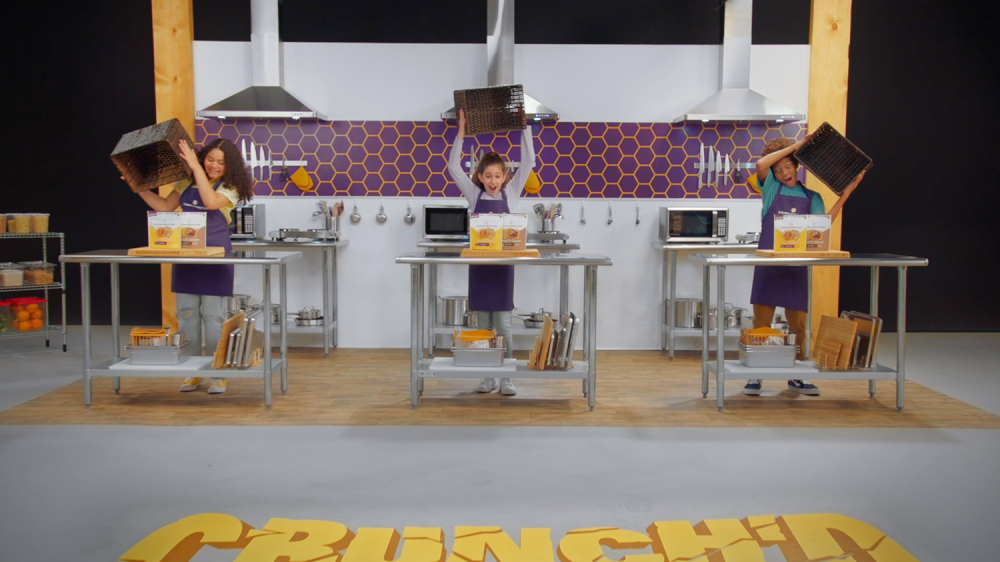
xmin=724 ymin=306 xmax=745 ymax=328
xmin=672 ymin=298 xmax=702 ymax=328
xmin=297 ymin=306 xmax=322 ymax=320
xmin=440 ymin=296 xmax=469 ymax=326
xmin=223 ymin=294 xmax=251 ymax=317
xmin=695 ymin=307 xmax=718 ymax=329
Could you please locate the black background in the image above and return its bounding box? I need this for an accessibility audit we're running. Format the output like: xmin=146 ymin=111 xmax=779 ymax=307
xmin=6 ymin=0 xmax=996 ymax=331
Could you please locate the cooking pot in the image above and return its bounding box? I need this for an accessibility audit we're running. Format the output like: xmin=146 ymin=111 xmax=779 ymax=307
xmin=223 ymin=294 xmax=252 ymax=317
xmin=724 ymin=306 xmax=745 ymax=329
xmin=440 ymin=296 xmax=469 ymax=326
xmin=296 ymin=306 xmax=322 ymax=320
xmin=671 ymin=298 xmax=702 ymax=328
xmin=515 ymin=308 xmax=551 ymax=328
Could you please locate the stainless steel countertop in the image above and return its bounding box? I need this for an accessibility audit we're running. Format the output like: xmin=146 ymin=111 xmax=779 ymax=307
xmin=690 ymin=253 xmax=929 ymax=267
xmin=653 ymin=241 xmax=759 ymax=252
xmin=396 ymin=252 xmax=611 ymax=266
xmin=59 ymin=249 xmax=302 ymax=265
xmin=232 ymin=239 xmax=350 ymax=249
xmin=417 ymin=241 xmax=580 ymax=252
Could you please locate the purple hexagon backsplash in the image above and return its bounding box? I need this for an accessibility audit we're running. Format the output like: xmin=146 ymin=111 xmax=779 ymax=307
xmin=195 ymin=119 xmax=805 ymax=198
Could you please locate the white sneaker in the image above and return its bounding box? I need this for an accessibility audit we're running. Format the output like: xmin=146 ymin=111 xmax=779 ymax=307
xmin=475 ymin=378 xmax=497 ymax=393
xmin=179 ymin=377 xmax=204 ymax=392
xmin=499 ymin=378 xmax=517 ymax=396
xmin=208 ymin=378 xmax=227 ymax=394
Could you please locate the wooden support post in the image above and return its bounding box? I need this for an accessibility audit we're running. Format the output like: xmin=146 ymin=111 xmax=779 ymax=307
xmin=151 ymin=0 xmax=194 ymax=330
xmin=807 ymin=0 xmax=853 ymax=337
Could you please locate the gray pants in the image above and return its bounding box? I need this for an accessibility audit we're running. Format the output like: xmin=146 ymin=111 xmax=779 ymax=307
xmin=475 ymin=310 xmax=513 ymax=359
xmin=175 ymin=293 xmax=225 ymax=357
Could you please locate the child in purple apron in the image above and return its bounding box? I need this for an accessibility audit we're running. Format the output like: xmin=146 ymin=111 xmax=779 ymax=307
xmin=744 ymin=136 xmax=865 ymax=397
xmin=138 ymin=138 xmax=254 ymax=394
xmin=447 ymin=109 xmax=536 ymax=396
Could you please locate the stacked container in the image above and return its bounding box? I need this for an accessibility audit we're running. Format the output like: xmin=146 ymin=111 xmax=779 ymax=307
xmin=0 ymin=263 xmax=26 ymax=287
xmin=7 ymin=297 xmax=47 ymax=331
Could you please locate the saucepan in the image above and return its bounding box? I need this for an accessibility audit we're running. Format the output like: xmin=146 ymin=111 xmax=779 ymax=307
xmin=514 ymin=308 xmax=551 ymax=328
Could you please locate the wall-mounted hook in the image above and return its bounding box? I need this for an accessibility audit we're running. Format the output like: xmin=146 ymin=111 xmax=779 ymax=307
xmin=607 ymin=203 xmax=613 ymax=226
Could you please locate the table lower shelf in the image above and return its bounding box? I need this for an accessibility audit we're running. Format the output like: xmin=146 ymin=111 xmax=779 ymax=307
xmin=419 ymin=357 xmax=589 ymax=379
xmin=96 ymin=356 xmax=285 ymax=378
xmin=706 ymin=360 xmax=897 ymax=380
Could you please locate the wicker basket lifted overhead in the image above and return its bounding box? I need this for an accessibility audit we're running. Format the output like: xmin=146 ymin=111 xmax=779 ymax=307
xmin=111 ymin=118 xmax=194 ymax=193
xmin=794 ymin=122 xmax=873 ymax=195
xmin=454 ymin=84 xmax=526 ymax=135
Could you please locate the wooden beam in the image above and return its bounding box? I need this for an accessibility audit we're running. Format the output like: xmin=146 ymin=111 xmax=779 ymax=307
xmin=151 ymin=0 xmax=194 ymax=330
xmin=807 ymin=0 xmax=853 ymax=337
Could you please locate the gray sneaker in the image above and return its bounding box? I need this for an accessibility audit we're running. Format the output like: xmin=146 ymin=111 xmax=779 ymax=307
xmin=475 ymin=378 xmax=498 ymax=393
xmin=499 ymin=378 xmax=517 ymax=396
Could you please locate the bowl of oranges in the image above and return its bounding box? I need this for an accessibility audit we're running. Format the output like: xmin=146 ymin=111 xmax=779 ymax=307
xmin=6 ymin=297 xmax=47 ymax=332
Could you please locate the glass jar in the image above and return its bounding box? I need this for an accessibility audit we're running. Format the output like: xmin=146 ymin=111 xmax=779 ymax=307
xmin=0 ymin=262 xmax=26 ymax=287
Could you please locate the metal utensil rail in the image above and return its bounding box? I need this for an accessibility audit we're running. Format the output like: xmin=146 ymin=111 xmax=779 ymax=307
xmin=689 ymin=253 xmax=929 ymax=412
xmin=396 ymin=252 xmax=613 ymax=410
xmin=59 ymin=249 xmax=301 ymax=408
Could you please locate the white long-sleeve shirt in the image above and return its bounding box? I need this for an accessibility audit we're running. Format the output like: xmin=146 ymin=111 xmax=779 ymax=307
xmin=447 ymin=126 xmax=535 ymax=212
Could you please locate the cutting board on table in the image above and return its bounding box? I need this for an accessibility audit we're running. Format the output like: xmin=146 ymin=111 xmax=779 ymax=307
xmin=810 ymin=314 xmax=857 ymax=369
xmin=755 ymin=249 xmax=850 ymax=259
xmin=128 ymin=246 xmax=226 ymax=257
xmin=460 ymin=249 xmax=540 ymax=258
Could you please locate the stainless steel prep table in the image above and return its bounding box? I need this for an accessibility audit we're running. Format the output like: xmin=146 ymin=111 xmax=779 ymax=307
xmin=417 ymin=240 xmax=581 ymax=349
xmin=232 ymin=239 xmax=348 ymax=355
xmin=396 ymin=252 xmax=612 ymax=410
xmin=59 ymin=249 xmax=301 ymax=408
xmin=690 ymin=253 xmax=929 ymax=412
xmin=654 ymin=242 xmax=758 ymax=359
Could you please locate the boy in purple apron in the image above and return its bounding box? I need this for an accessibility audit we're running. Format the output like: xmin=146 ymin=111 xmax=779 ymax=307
xmin=448 ymin=110 xmax=536 ymax=396
xmin=744 ymin=136 xmax=864 ymax=397
xmin=138 ymin=138 xmax=254 ymax=395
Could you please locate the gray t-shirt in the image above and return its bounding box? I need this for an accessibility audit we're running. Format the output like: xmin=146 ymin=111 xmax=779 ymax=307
xmin=447 ymin=126 xmax=535 ymax=211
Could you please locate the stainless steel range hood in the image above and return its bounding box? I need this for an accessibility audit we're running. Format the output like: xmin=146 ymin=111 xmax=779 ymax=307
xmin=197 ymin=0 xmax=327 ymax=120
xmin=674 ymin=0 xmax=804 ymax=123
xmin=441 ymin=0 xmax=558 ymax=121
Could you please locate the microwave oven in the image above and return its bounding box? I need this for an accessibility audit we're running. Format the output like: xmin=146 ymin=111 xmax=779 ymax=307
xmin=423 ymin=205 xmax=470 ymax=240
xmin=658 ymin=207 xmax=729 ymax=243
xmin=229 ymin=204 xmax=266 ymax=239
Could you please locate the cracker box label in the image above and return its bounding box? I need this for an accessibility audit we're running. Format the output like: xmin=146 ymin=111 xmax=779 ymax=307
xmin=773 ymin=214 xmax=808 ymax=252
xmin=147 ymin=212 xmax=182 ymax=248
xmin=180 ymin=212 xmax=207 ymax=249
xmin=501 ymin=214 xmax=528 ymax=251
xmin=470 ymin=213 xmax=504 ymax=251
xmin=804 ymin=214 xmax=832 ymax=251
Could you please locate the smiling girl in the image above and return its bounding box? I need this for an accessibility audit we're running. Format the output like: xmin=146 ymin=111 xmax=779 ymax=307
xmin=447 ymin=109 xmax=536 ymax=396
xmin=138 ymin=138 xmax=253 ymax=395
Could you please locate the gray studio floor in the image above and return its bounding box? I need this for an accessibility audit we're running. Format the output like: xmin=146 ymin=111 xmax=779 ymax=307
xmin=1 ymin=329 xmax=999 ymax=562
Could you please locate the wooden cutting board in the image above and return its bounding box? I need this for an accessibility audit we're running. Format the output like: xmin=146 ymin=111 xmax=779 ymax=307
xmin=211 ymin=311 xmax=245 ymax=369
xmin=810 ymin=314 xmax=857 ymax=369
xmin=528 ymin=315 xmax=554 ymax=370
xmin=128 ymin=246 xmax=226 ymax=257
xmin=755 ymin=249 xmax=850 ymax=258
xmin=460 ymin=249 xmax=540 ymax=258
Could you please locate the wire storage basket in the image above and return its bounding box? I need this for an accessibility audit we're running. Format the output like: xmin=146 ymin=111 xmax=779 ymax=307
xmin=111 ymin=118 xmax=194 ymax=193
xmin=454 ymin=85 xmax=526 ymax=135
xmin=793 ymin=122 xmax=873 ymax=195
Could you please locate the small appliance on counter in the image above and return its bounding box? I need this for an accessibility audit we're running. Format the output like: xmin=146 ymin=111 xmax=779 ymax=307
xmin=658 ymin=207 xmax=729 ymax=243
xmin=423 ymin=205 xmax=470 ymax=240
xmin=230 ymin=204 xmax=266 ymax=239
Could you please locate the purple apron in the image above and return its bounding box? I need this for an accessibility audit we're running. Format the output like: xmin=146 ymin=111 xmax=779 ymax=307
xmin=750 ymin=189 xmax=821 ymax=311
xmin=468 ymin=191 xmax=514 ymax=311
xmin=171 ymin=181 xmax=234 ymax=297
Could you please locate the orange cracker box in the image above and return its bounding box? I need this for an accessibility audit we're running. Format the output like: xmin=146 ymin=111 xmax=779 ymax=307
xmin=773 ymin=214 xmax=807 ymax=252
xmin=804 ymin=214 xmax=832 ymax=252
xmin=470 ymin=213 xmax=503 ymax=251
xmin=147 ymin=212 xmax=182 ymax=248
xmin=502 ymin=214 xmax=528 ymax=251
xmin=180 ymin=212 xmax=207 ymax=249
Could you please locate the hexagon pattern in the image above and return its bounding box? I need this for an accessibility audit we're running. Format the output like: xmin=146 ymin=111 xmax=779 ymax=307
xmin=196 ymin=119 xmax=805 ymax=198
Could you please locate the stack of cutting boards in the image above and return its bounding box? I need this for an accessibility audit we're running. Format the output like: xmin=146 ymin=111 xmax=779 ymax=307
xmin=810 ymin=314 xmax=857 ymax=369
xmin=527 ymin=315 xmax=554 ymax=370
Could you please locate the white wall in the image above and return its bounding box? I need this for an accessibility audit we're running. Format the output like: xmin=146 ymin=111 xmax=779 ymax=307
xmin=200 ymin=41 xmax=808 ymax=350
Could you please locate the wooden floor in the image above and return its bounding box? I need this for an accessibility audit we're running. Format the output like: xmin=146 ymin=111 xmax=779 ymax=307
xmin=2 ymin=349 xmax=998 ymax=428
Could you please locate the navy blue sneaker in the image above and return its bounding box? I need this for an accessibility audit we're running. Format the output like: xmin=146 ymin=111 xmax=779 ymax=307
xmin=743 ymin=379 xmax=762 ymax=396
xmin=788 ymin=379 xmax=820 ymax=395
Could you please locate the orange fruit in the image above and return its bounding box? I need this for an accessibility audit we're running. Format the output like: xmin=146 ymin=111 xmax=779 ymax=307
xmin=30 ymin=319 xmax=44 ymax=330
xmin=26 ymin=304 xmax=39 ymax=313
xmin=18 ymin=321 xmax=32 ymax=331
xmin=30 ymin=310 xmax=43 ymax=319
xmin=16 ymin=311 xmax=30 ymax=322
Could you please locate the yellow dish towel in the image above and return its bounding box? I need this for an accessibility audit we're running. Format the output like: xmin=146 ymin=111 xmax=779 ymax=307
xmin=290 ymin=167 xmax=314 ymax=191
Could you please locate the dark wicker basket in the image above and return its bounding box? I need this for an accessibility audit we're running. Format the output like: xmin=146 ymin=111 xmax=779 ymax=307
xmin=454 ymin=84 xmax=526 ymax=135
xmin=111 ymin=119 xmax=193 ymax=193
xmin=794 ymin=122 xmax=873 ymax=194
